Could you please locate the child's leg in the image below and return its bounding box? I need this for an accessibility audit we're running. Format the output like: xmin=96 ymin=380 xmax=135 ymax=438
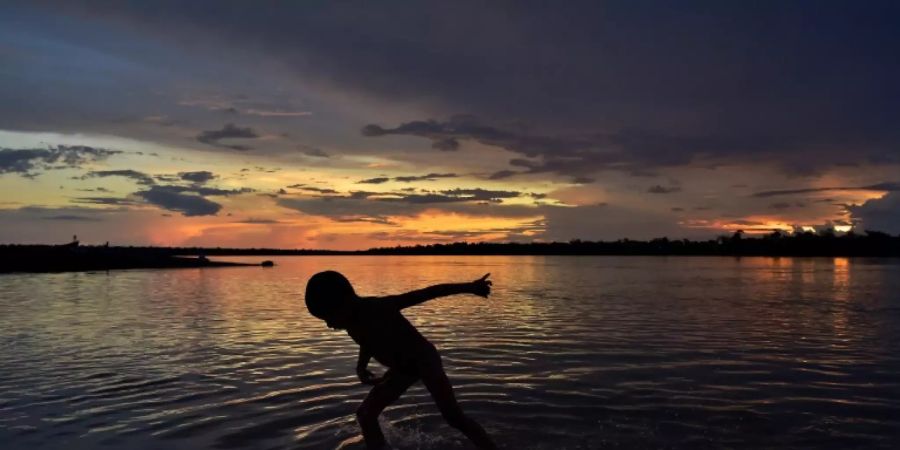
xmin=356 ymin=371 xmax=418 ymax=449
xmin=418 ymin=354 xmax=497 ymax=450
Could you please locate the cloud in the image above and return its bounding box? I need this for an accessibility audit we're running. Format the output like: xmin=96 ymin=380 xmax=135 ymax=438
xmin=234 ymin=218 xmax=282 ymax=224
xmin=436 ymin=188 xmax=521 ymax=202
xmin=133 ymin=185 xmax=253 ymax=216
xmin=848 ymin=193 xmax=900 ymax=234
xmin=0 ymin=145 xmax=121 ymax=177
xmin=5 ymin=3 xmax=900 ymax=247
xmin=72 ymin=196 xmax=139 ymax=206
xmin=242 ymin=109 xmax=311 ymax=117
xmin=277 ymin=196 xmax=400 ymax=223
xmin=647 ymin=185 xmax=681 ymax=194
xmin=358 ymin=173 xmax=460 ymax=184
xmin=154 ymin=185 xmax=253 ymax=197
xmin=362 ymin=116 xmax=595 ymax=158
xmin=178 ymin=170 xmax=217 ymax=184
xmin=0 ymin=206 xmax=175 ymax=246
xmin=287 ymin=185 xmax=339 ymax=194
xmin=277 ymin=188 xmax=535 ymax=223
xmin=196 ymin=123 xmax=259 ymax=151
xmin=41 ymin=214 xmax=102 ymax=221
xmin=83 ymin=169 xmax=155 ymax=185
xmin=8 ymin=3 xmax=900 ymax=178
xmin=752 ymin=182 xmax=900 ymax=198
xmin=542 ymin=203 xmax=704 ymax=241
xmin=358 ymin=177 xmax=390 ymax=184
xmin=365 ymin=121 xmax=465 ymax=151
xmin=292 ymin=187 xmax=526 ymax=205
xmin=489 ymin=170 xmax=518 ymax=180
xmin=135 ymin=186 xmax=223 ymax=216
xmin=362 ymin=117 xmax=781 ymax=179
xmin=394 ymin=173 xmax=458 ymax=182
xmin=4 ymin=206 xmax=108 ymax=226
xmin=298 ymin=145 xmax=329 ymax=158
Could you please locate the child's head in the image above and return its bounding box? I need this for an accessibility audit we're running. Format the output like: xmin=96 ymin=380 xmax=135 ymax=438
xmin=305 ymin=270 xmax=357 ymax=329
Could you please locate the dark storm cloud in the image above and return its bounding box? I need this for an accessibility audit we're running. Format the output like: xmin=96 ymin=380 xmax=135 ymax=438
xmin=362 ymin=116 xmax=600 ymax=159
xmin=83 ymin=169 xmax=155 ymax=185
xmin=0 ymin=146 xmax=121 ymax=176
xmin=11 ymin=2 xmax=900 ymax=176
xmin=178 ymin=170 xmax=216 ymax=184
xmin=752 ymin=182 xmax=900 ymax=198
xmin=196 ymin=123 xmax=259 ymax=151
xmin=848 ymin=193 xmax=900 ymax=234
xmin=363 ymin=122 xmax=465 ymax=152
xmin=363 ymin=117 xmax=785 ymax=178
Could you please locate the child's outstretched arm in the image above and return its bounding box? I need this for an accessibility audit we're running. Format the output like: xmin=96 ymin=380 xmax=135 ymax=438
xmin=379 ymin=273 xmax=491 ymax=310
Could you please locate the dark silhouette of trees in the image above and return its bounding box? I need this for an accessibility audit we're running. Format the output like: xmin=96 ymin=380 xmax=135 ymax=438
xmin=361 ymin=230 xmax=900 ymax=257
xmin=2 ymin=229 xmax=899 ymax=273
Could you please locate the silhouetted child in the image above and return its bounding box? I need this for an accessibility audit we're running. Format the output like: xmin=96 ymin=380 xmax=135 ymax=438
xmin=305 ymin=271 xmax=497 ymax=450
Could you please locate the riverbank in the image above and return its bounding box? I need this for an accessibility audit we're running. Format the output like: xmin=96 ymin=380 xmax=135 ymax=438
xmin=0 ymin=245 xmax=263 ymax=273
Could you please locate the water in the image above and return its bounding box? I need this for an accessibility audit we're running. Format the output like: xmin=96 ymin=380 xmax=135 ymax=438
xmin=2 ymin=256 xmax=900 ymax=449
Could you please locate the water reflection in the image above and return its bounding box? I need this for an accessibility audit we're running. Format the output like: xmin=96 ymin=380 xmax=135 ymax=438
xmin=1 ymin=256 xmax=899 ymax=449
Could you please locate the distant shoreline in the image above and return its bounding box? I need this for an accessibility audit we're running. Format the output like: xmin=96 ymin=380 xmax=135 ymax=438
xmin=3 ymin=230 xmax=899 ymax=274
xmin=0 ymin=245 xmax=267 ymax=274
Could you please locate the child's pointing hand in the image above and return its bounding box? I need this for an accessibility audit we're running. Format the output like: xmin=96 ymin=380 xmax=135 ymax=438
xmin=470 ymin=273 xmax=492 ymax=298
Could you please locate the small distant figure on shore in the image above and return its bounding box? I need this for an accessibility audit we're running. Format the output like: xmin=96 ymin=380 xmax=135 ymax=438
xmin=57 ymin=234 xmax=80 ymax=249
xmin=305 ymin=271 xmax=497 ymax=449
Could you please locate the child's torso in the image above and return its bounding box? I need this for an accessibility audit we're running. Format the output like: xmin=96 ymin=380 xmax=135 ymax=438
xmin=346 ymin=301 xmax=436 ymax=372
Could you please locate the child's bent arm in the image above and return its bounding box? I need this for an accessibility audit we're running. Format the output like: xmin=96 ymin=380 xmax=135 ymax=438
xmin=356 ymin=347 xmax=380 ymax=385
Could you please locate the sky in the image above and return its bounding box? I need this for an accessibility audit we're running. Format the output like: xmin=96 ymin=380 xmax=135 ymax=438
xmin=1 ymin=1 xmax=899 ymax=249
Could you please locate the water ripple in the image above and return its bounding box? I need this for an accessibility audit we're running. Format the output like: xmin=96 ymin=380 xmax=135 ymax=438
xmin=1 ymin=256 xmax=899 ymax=448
